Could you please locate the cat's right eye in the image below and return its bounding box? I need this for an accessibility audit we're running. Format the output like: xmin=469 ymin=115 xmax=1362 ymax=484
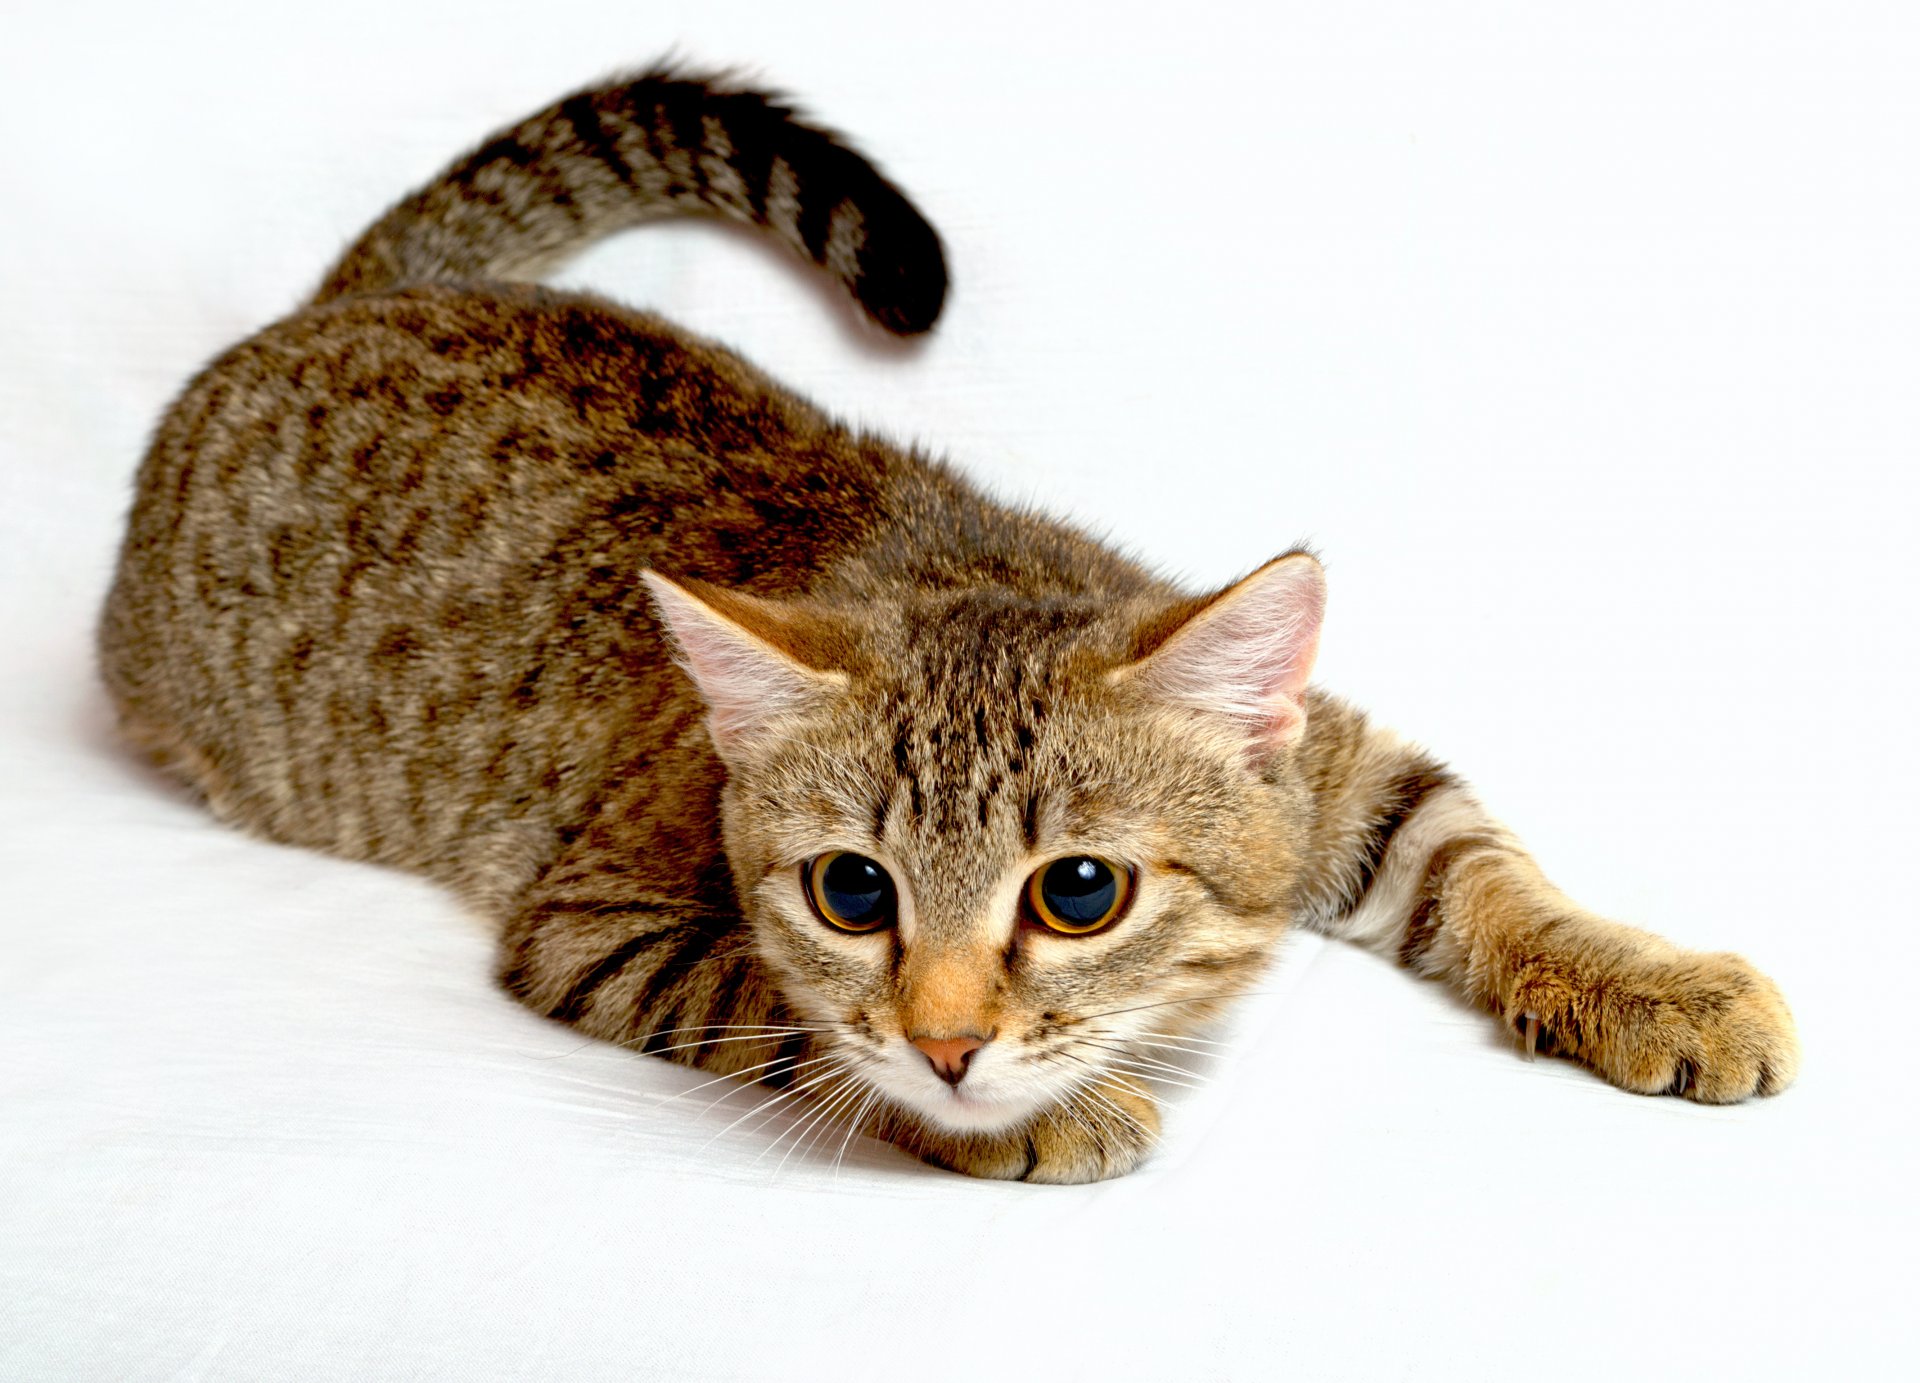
xmin=1026 ymin=855 xmax=1133 ymax=936
xmin=804 ymin=852 xmax=898 ymax=933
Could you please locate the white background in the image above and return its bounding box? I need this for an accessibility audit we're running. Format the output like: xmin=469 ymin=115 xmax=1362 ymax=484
xmin=4 ymin=2 xmax=1917 ymax=1378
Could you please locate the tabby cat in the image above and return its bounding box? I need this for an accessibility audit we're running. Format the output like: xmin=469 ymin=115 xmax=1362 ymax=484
xmin=98 ymin=68 xmax=1798 ymax=1182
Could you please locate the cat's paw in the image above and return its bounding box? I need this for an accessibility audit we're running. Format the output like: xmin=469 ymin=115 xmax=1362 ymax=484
xmin=907 ymin=1082 xmax=1161 ymax=1184
xmin=1021 ymin=1082 xmax=1161 ymax=1184
xmin=1509 ymin=948 xmax=1799 ymax=1103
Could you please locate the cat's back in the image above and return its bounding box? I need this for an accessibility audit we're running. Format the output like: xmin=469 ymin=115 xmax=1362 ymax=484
xmin=116 ymin=283 xmax=905 ymax=574
xmin=98 ymin=284 xmax=910 ymax=888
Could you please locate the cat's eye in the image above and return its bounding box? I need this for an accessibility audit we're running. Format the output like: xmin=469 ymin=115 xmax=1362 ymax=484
xmin=805 ymin=852 xmax=898 ymax=933
xmin=1026 ymin=856 xmax=1132 ymax=936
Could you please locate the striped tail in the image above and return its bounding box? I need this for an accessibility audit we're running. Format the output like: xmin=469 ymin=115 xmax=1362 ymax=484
xmin=312 ymin=66 xmax=948 ymax=335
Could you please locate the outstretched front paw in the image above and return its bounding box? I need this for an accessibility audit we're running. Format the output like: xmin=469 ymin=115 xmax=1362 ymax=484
xmin=1510 ymin=948 xmax=1799 ymax=1103
xmin=904 ymin=1081 xmax=1161 ymax=1184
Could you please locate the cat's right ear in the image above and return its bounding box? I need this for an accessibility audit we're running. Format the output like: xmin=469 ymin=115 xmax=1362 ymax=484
xmin=641 ymin=573 xmax=848 ymax=754
xmin=1113 ymin=551 xmax=1326 ymax=754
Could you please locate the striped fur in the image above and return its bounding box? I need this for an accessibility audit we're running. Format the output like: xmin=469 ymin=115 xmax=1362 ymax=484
xmin=1294 ymin=696 xmax=1797 ymax=1101
xmin=97 ymin=67 xmax=1797 ymax=1185
xmin=316 ymin=68 xmax=947 ymax=333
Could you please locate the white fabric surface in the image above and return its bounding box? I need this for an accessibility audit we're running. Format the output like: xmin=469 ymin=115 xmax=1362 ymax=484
xmin=4 ymin=3 xmax=1916 ymax=1378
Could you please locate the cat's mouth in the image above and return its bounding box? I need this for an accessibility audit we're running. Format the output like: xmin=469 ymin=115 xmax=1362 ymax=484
xmin=911 ymin=1084 xmax=1040 ymax=1133
xmin=873 ymin=1048 xmax=1057 ymax=1134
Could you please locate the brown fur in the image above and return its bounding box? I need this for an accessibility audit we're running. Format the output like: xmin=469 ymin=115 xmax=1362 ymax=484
xmin=97 ymin=67 xmax=1797 ymax=1183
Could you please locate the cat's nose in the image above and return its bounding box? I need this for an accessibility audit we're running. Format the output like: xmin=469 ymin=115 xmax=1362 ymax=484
xmin=910 ymin=1033 xmax=989 ymax=1086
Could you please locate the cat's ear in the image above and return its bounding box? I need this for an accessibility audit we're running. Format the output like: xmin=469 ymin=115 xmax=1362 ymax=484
xmin=1115 ymin=552 xmax=1326 ymax=751
xmin=641 ymin=573 xmax=848 ymax=753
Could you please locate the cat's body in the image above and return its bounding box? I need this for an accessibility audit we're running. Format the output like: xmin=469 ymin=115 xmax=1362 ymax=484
xmin=99 ymin=70 xmax=1798 ymax=1182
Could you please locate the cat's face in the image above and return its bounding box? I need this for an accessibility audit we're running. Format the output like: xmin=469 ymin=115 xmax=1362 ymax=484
xmin=645 ymin=556 xmax=1324 ymax=1135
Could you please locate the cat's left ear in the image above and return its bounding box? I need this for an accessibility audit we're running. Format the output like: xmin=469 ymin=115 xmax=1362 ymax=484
xmin=1114 ymin=552 xmax=1326 ymax=752
xmin=641 ymin=573 xmax=850 ymax=755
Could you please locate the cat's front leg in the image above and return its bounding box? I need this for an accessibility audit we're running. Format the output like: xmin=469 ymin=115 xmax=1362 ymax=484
xmin=493 ymin=817 xmax=818 ymax=1085
xmin=884 ymin=1081 xmax=1162 ymax=1185
xmin=1296 ymin=694 xmax=1800 ymax=1101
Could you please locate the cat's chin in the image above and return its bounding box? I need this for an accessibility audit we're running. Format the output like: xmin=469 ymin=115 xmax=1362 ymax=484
xmin=895 ymin=1083 xmax=1047 ymax=1136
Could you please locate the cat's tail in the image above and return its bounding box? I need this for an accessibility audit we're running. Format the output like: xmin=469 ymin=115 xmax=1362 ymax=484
xmin=311 ymin=66 xmax=948 ymax=335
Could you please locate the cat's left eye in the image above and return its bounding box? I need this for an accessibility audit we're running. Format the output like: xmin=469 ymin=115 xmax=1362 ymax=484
xmin=804 ymin=852 xmax=898 ymax=933
xmin=1026 ymin=855 xmax=1133 ymax=936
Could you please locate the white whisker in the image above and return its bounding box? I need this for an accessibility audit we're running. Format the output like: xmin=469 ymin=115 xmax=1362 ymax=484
xmin=1097 ymin=1063 xmax=1210 ymax=1093
xmin=631 ymin=1022 xmax=831 ymax=1040
xmin=1077 ymin=1042 xmax=1213 ymax=1085
xmin=626 ymin=1030 xmax=814 ymax=1062
xmin=758 ymin=1069 xmax=859 ymax=1171
xmin=1064 ymin=1087 xmax=1123 ymax=1146
xmin=741 ymin=1062 xmax=853 ymax=1141
xmin=832 ymin=1087 xmax=885 ymax=1178
xmin=1048 ymin=1091 xmax=1103 ymax=1146
xmin=529 ymin=1039 xmax=600 ymax=1061
xmin=776 ymin=1076 xmax=869 ymax=1178
xmin=702 ymin=1058 xmax=847 ymax=1148
xmin=1132 ymin=1031 xmax=1234 ymax=1052
xmin=655 ymin=1048 xmax=821 ymax=1107
xmin=1071 ymin=991 xmax=1266 ymax=1024
xmin=1080 ymin=1082 xmax=1155 ymax=1143
xmin=691 ymin=1052 xmax=842 ymax=1119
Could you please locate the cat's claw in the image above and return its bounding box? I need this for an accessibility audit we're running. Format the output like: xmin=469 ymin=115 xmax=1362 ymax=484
xmin=1506 ymin=949 xmax=1798 ymax=1102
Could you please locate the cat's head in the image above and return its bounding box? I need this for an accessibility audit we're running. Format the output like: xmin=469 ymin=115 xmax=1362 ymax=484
xmin=643 ymin=553 xmax=1324 ymax=1135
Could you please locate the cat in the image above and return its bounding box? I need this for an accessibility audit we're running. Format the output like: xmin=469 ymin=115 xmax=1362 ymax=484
xmin=98 ymin=67 xmax=1798 ymax=1182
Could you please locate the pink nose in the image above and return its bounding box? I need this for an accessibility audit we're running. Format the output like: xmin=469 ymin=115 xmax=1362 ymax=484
xmin=911 ymin=1033 xmax=988 ymax=1086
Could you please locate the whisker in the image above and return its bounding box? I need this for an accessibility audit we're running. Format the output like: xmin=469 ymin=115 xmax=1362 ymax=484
xmin=1131 ymin=1031 xmax=1235 ymax=1052
xmin=1082 ymin=1067 xmax=1152 ymax=1121
xmin=1049 ymin=1087 xmax=1095 ymax=1137
xmin=1077 ymin=1035 xmax=1200 ymax=1067
xmin=757 ymin=1069 xmax=859 ymax=1171
xmin=738 ymin=1062 xmax=857 ymax=1150
xmin=1048 ymin=1090 xmax=1104 ymax=1147
xmin=1133 ymin=1027 xmax=1231 ymax=1041
xmin=1076 ymin=1041 xmax=1214 ymax=1085
xmin=691 ymin=1052 xmax=839 ymax=1119
xmin=743 ymin=1061 xmax=852 ymax=1132
xmin=776 ymin=1076 xmax=869 ymax=1178
xmin=1094 ymin=1062 xmax=1210 ymax=1093
xmin=1053 ymin=1047 xmax=1205 ymax=1098
xmin=1121 ymin=1041 xmax=1228 ymax=1066
xmin=1068 ymin=990 xmax=1267 ymax=1024
xmin=655 ymin=1048 xmax=825 ymax=1106
xmin=1081 ymin=1045 xmax=1208 ymax=1077
xmin=769 ymin=1075 xmax=855 ymax=1164
xmin=832 ymin=1088 xmax=885 ymax=1178
xmin=1058 ymin=1043 xmax=1204 ymax=1085
xmin=702 ymin=1058 xmax=847 ymax=1148
xmin=628 ymin=1022 xmax=831 ymax=1039
xmin=1063 ymin=1087 xmax=1123 ymax=1146
xmin=529 ymin=1039 xmax=601 ymax=1061
xmin=623 ymin=1029 xmax=817 ymax=1062
xmin=816 ymin=1079 xmax=876 ymax=1159
xmin=1080 ymin=1082 xmax=1155 ymax=1143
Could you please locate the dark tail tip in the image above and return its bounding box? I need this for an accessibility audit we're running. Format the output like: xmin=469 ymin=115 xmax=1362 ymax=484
xmin=850 ymin=189 xmax=949 ymax=335
xmin=655 ymin=66 xmax=950 ymax=335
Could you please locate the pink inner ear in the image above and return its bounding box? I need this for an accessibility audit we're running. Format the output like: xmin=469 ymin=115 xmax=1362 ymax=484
xmin=1137 ymin=555 xmax=1325 ymax=747
xmin=642 ymin=574 xmax=827 ymax=747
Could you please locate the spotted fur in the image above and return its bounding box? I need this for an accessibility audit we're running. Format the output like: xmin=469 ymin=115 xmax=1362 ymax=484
xmin=98 ymin=67 xmax=1798 ymax=1183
